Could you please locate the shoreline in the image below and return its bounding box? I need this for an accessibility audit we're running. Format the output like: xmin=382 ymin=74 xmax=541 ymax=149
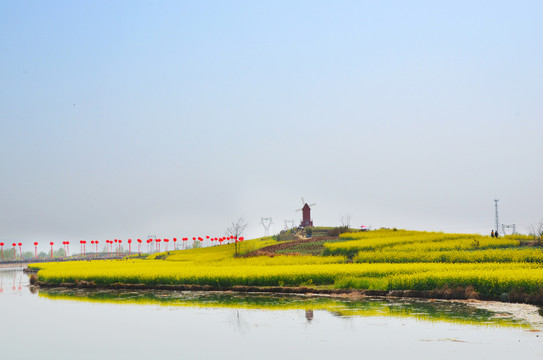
xmin=30 ymin=279 xmax=543 ymax=306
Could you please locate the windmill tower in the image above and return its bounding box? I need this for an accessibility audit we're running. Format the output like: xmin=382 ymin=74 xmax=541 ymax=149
xmin=296 ymin=197 xmax=316 ymax=228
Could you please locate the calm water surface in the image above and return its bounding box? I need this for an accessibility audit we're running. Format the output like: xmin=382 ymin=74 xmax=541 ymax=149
xmin=1 ymin=267 xmax=542 ymax=359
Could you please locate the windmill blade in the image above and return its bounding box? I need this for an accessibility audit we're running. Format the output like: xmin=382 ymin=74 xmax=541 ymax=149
xmin=296 ymin=208 xmax=303 ymax=212
xmin=301 ymin=197 xmax=305 ymax=206
xmin=308 ymin=203 xmax=316 ymax=207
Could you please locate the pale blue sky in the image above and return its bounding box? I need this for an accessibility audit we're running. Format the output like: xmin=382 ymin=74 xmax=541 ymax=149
xmin=1 ymin=1 xmax=542 ymax=247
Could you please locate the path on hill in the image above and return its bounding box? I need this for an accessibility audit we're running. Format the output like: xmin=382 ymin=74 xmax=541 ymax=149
xmin=245 ymin=236 xmax=338 ymax=257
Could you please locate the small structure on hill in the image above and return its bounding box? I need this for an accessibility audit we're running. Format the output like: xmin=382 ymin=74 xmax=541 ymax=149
xmin=296 ymin=198 xmax=316 ymax=228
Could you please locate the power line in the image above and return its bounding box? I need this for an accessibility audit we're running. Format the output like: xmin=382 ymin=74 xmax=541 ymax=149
xmin=494 ymin=199 xmax=499 ymax=235
xmin=261 ymin=217 xmax=272 ymax=236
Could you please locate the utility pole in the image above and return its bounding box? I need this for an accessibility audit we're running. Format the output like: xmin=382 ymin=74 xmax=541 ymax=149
xmin=284 ymin=219 xmax=295 ymax=230
xmin=261 ymin=217 xmax=272 ymax=237
xmin=494 ymin=199 xmax=500 ymax=235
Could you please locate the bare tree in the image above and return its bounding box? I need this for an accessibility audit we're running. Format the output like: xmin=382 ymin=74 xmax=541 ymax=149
xmin=226 ymin=217 xmax=248 ymax=255
xmin=528 ymin=218 xmax=543 ymax=245
xmin=339 ymin=214 xmax=351 ymax=228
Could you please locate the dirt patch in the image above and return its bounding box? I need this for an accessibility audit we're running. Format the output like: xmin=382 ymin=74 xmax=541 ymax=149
xmin=243 ymin=236 xmax=339 ymax=257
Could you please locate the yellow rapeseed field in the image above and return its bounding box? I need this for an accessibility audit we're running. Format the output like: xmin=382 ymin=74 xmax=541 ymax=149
xmin=30 ymin=230 xmax=543 ymax=300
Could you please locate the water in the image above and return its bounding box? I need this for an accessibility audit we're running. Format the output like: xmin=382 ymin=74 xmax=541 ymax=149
xmin=1 ymin=267 xmax=542 ymax=359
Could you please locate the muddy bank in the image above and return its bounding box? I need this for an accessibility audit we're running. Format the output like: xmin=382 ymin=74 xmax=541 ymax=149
xmin=0 ymin=263 xmax=30 ymax=269
xmin=30 ymin=277 xmax=543 ymax=306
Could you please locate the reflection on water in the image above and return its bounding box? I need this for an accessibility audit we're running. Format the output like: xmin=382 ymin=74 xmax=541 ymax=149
xmin=34 ymin=280 xmax=539 ymax=329
xmin=0 ymin=267 xmax=25 ymax=293
xmin=1 ymin=267 xmax=540 ymax=330
xmin=2 ymin=267 xmax=543 ymax=360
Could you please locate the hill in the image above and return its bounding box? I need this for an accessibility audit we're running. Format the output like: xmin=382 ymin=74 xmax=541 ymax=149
xmin=28 ymin=229 xmax=543 ymax=304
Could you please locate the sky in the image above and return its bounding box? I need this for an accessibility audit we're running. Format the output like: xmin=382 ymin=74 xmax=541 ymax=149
xmin=1 ymin=1 xmax=542 ymax=249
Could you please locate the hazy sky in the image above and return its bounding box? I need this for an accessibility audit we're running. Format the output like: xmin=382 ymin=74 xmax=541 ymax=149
xmin=1 ymin=1 xmax=542 ymax=248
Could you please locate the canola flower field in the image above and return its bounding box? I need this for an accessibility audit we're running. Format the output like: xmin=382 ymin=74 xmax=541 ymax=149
xmin=29 ymin=229 xmax=543 ymax=302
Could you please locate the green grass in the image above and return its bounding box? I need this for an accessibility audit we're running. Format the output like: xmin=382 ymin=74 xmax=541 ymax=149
xmin=276 ymin=237 xmax=356 ymax=256
xmin=334 ymin=276 xmax=388 ymax=290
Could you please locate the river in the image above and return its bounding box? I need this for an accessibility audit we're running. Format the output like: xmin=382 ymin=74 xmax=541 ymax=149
xmin=1 ymin=267 xmax=542 ymax=359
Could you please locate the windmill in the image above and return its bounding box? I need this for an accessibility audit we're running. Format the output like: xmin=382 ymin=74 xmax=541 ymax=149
xmin=296 ymin=197 xmax=316 ymax=228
